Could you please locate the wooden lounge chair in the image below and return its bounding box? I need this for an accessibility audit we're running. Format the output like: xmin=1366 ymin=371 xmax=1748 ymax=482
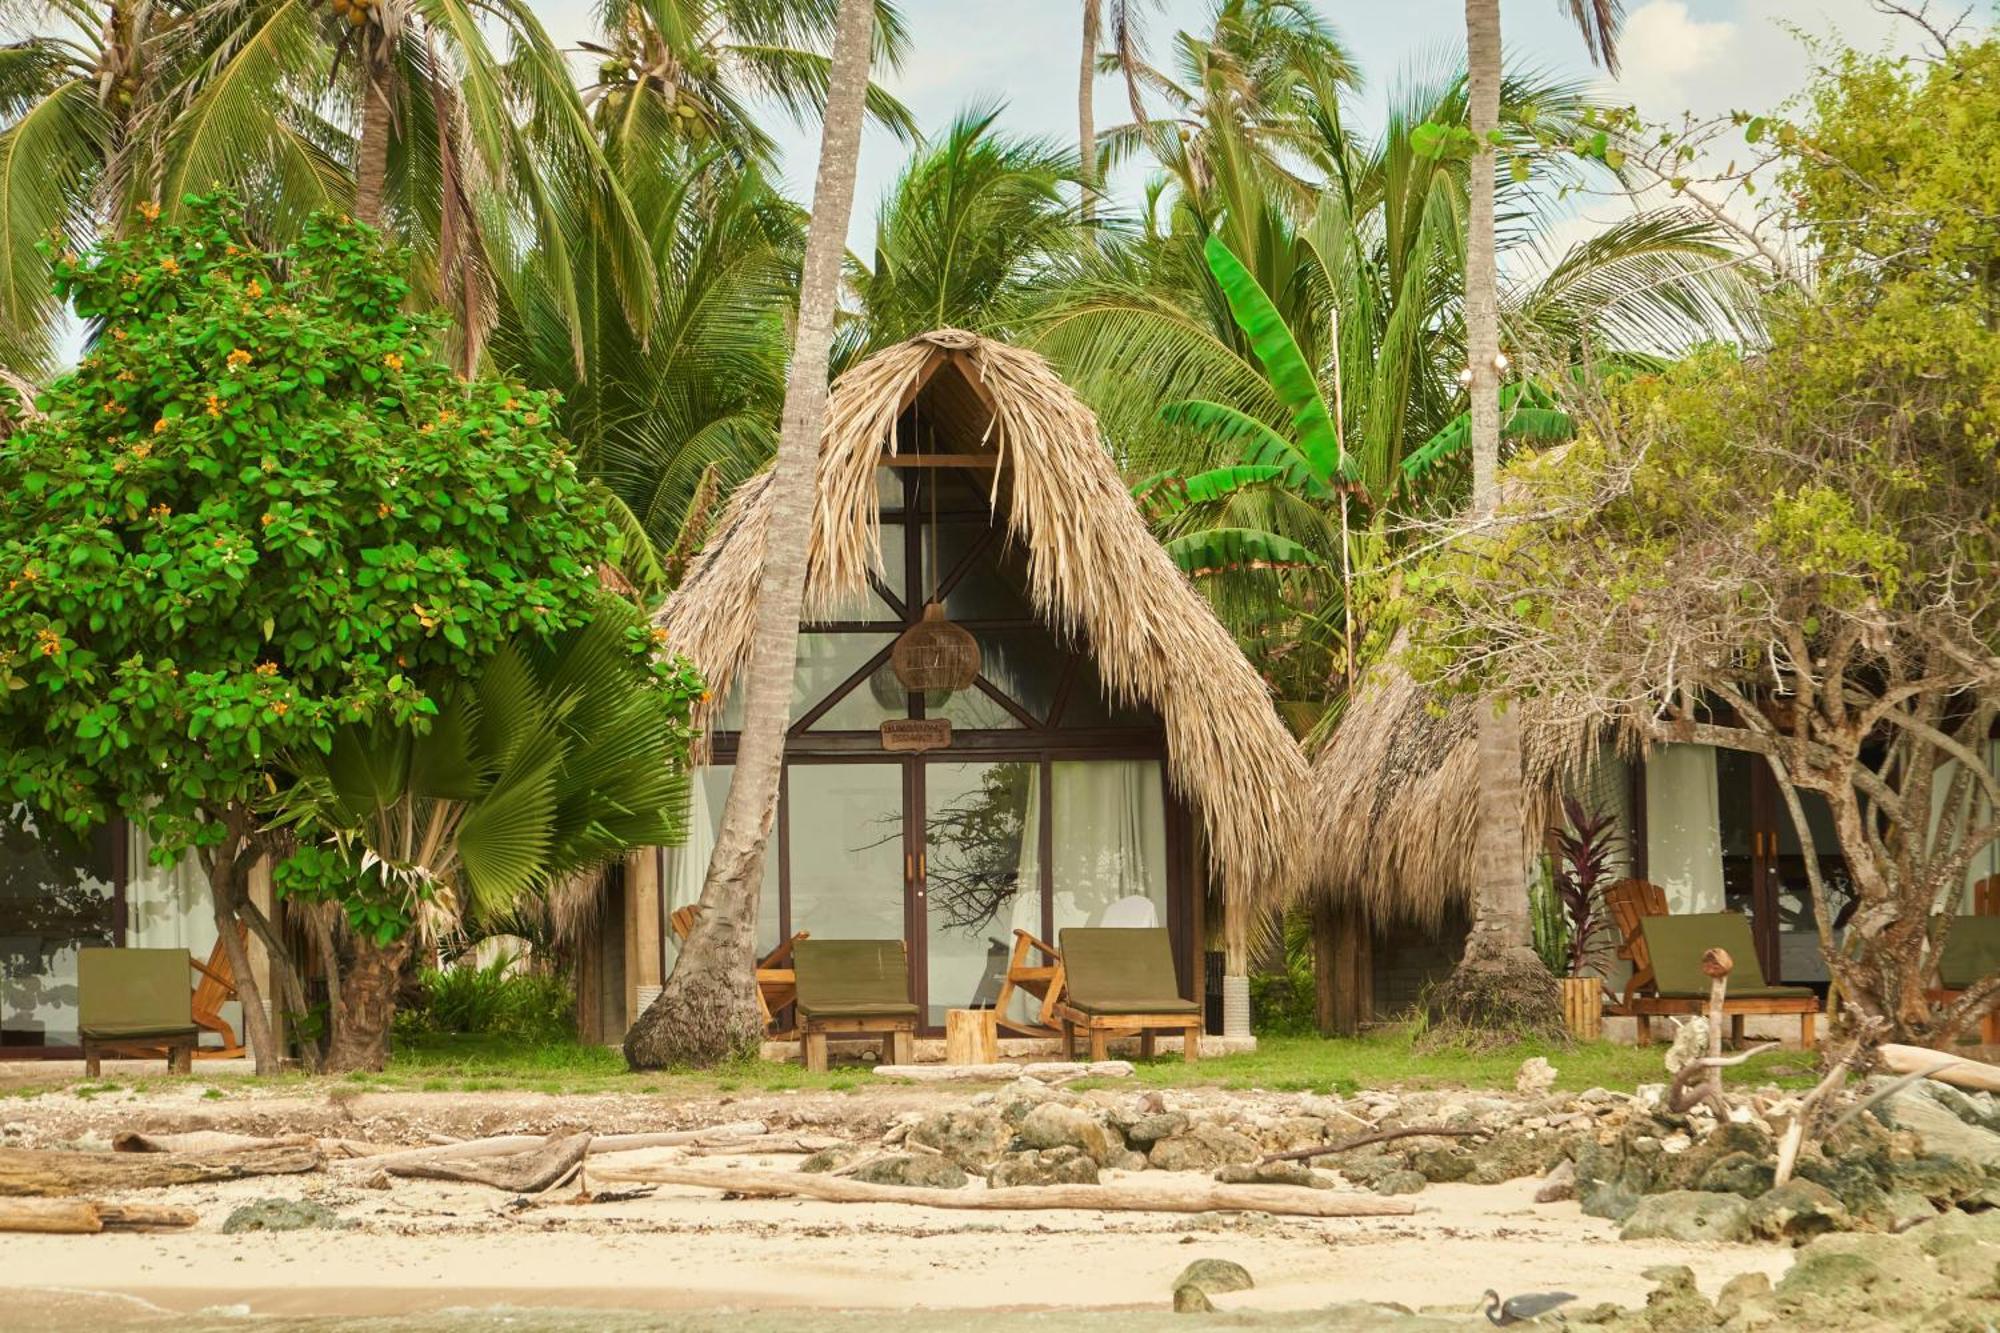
xmin=1630 ymin=913 xmax=1820 ymax=1047
xmin=1929 ymin=898 xmax=2000 ymax=1045
xmin=792 ymin=938 xmax=917 ymax=1072
xmin=991 ymin=928 xmax=1065 ymax=1037
xmin=1054 ymin=927 xmax=1202 ymax=1063
xmin=669 ymin=906 xmax=808 ymax=1036
xmin=1604 ymin=878 xmax=1669 ymax=1013
xmin=190 ymin=923 xmax=247 ymax=1059
xmin=78 ymin=948 xmax=200 ymax=1075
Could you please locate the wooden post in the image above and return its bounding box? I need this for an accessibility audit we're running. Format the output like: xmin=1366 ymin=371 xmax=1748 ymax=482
xmin=1312 ymin=893 xmax=1338 ymax=1036
xmin=1560 ymin=977 xmax=1602 ymax=1040
xmin=627 ymin=848 xmax=663 ymax=1024
xmin=944 ymin=1009 xmax=997 ymax=1065
xmin=1315 ymin=897 xmax=1372 ymax=1037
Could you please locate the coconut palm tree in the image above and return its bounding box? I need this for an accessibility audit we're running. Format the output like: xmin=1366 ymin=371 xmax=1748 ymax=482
xmin=1076 ymin=0 xmax=1152 ymax=217
xmin=623 ymin=0 xmax=878 ymax=1070
xmin=844 ymin=103 xmax=1092 ymax=358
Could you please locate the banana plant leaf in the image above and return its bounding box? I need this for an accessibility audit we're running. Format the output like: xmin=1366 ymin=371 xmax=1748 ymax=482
xmin=1401 ymin=380 xmax=1576 ymax=481
xmin=1160 ymin=527 xmax=1329 ymax=576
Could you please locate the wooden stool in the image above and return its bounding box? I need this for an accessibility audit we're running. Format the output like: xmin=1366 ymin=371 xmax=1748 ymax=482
xmin=944 ymin=1008 xmax=998 ymax=1065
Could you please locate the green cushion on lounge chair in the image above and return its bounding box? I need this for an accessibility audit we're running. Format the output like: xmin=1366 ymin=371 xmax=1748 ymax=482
xmin=1059 ymin=927 xmax=1198 ymax=1016
xmin=78 ymin=947 xmax=197 ymax=1040
xmin=1938 ymin=916 xmax=2000 ymax=991
xmin=793 ymin=939 xmax=918 ymax=1019
xmin=1637 ymin=914 xmax=1815 ymax=999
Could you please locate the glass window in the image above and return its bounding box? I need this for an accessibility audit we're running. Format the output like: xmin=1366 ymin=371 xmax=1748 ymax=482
xmin=811 ymin=538 xmax=906 ymax=624
xmin=973 ymin=628 xmax=1064 ymax=722
xmin=876 ymin=466 xmax=905 ymax=514
xmin=795 ymin=633 xmax=900 ymax=730
xmin=923 ymin=522 xmax=1033 ymax=620
xmin=1049 ymin=760 xmax=1169 ymax=939
xmin=1055 ymin=656 xmax=1158 ymax=728
xmin=932 ymin=682 xmax=1026 ymax=730
xmin=786 ymin=764 xmax=907 ymax=942
xmin=664 ymin=765 xmax=780 ymax=962
xmin=922 ymin=760 xmax=1040 ymax=1026
xmin=1 ymin=809 xmax=116 ymax=1050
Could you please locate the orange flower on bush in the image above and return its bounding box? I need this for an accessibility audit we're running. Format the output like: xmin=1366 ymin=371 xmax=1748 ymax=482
xmin=245 ymin=280 xmax=263 ymax=299
xmin=383 ymin=352 xmax=404 ymax=371
xmin=159 ymin=257 xmax=179 ymax=275
xmin=205 ymin=395 xmax=222 ymax=417
xmin=254 ymin=662 xmax=278 ymax=676
xmin=137 ymin=201 xmax=160 ymax=222
xmin=225 ymin=348 xmax=252 ymax=371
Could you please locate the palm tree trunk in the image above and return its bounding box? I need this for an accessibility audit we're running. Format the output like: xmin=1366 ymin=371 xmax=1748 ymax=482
xmin=624 ymin=0 xmax=877 ymax=1069
xmin=1431 ymin=0 xmax=1560 ymax=1042
xmin=325 ymin=934 xmax=412 ymax=1073
xmin=1078 ymin=0 xmax=1100 ymax=219
xmin=354 ymin=52 xmax=394 ymax=228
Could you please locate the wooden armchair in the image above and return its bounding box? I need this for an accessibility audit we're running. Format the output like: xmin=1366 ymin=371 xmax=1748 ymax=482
xmin=1928 ymin=876 xmax=2000 ymax=1045
xmin=189 ymin=923 xmax=247 ymax=1059
xmin=669 ymin=905 xmax=808 ymax=1037
xmin=991 ymin=929 xmax=1065 ymax=1037
xmin=1604 ymin=878 xmax=1669 ymax=1013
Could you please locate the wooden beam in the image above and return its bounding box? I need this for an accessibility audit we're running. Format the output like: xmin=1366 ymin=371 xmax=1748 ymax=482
xmin=877 ymin=453 xmax=997 ymax=469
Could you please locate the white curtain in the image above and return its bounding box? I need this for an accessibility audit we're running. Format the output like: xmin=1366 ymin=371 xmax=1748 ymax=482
xmin=1935 ymin=739 xmax=2000 ymax=908
xmin=1645 ymin=744 xmax=1726 ymax=913
xmin=1049 ymin=760 xmax=1167 ymax=933
xmin=998 ymin=765 xmax=1045 ymax=1024
xmin=663 ymin=773 xmax=717 ymax=971
xmin=125 ymin=823 xmax=237 ymax=1048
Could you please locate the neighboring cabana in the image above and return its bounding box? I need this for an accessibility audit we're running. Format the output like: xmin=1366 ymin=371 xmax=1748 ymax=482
xmin=615 ymin=329 xmax=1310 ymax=1044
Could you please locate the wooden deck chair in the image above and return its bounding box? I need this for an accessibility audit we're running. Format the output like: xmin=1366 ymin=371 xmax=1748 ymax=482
xmin=1630 ymin=913 xmax=1819 ymax=1047
xmin=1054 ymin=927 xmax=1203 ymax=1063
xmin=668 ymin=906 xmax=808 ymax=1036
xmin=992 ymin=929 xmax=1065 ymax=1037
xmin=78 ymin=948 xmax=199 ymax=1075
xmin=792 ymin=939 xmax=917 ymax=1072
xmin=189 ymin=923 xmax=247 ymax=1058
xmin=1604 ymin=879 xmax=1669 ymax=1013
xmin=1928 ymin=878 xmax=2000 ymax=1044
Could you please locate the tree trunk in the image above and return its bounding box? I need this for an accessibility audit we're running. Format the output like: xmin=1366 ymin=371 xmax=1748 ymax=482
xmin=0 ymin=1144 xmax=319 ymax=1197
xmin=353 ymin=52 xmax=394 ymax=228
xmin=324 ymin=933 xmax=412 ymax=1073
xmin=1078 ymin=0 xmax=1100 ymax=218
xmin=202 ymin=811 xmax=279 ymax=1075
xmin=1430 ymin=0 xmax=1562 ymax=1042
xmin=1313 ymin=895 xmax=1372 ymax=1038
xmin=624 ymin=0 xmax=878 ymax=1070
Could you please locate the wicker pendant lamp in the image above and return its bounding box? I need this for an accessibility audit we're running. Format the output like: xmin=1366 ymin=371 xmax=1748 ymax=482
xmin=890 ymin=424 xmax=980 ymax=694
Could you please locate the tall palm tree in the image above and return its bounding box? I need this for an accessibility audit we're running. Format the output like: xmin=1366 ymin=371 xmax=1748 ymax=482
xmin=1449 ymin=0 xmax=1624 ymax=1033
xmin=845 ymin=103 xmax=1091 ymax=357
xmin=1076 ymin=0 xmax=1151 ymax=217
xmin=624 ymin=0 xmax=878 ymax=1070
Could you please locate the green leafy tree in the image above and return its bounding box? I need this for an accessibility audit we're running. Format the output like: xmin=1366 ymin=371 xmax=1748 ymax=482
xmin=276 ymin=608 xmax=702 ymax=1071
xmin=0 ymin=197 xmax=626 ymax=1073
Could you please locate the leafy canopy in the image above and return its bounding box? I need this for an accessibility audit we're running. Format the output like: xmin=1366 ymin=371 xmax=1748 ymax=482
xmin=0 ymin=196 xmax=630 ymax=860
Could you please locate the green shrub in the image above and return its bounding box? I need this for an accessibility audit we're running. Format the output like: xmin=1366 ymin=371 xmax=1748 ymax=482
xmin=396 ymin=952 xmax=574 ymax=1045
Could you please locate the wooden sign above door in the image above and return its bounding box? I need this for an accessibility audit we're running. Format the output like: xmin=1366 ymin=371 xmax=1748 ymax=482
xmin=881 ymin=718 xmax=952 ymax=752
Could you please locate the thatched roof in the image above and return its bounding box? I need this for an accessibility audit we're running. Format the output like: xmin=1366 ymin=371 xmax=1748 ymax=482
xmin=1312 ymin=649 xmax=1601 ymax=929
xmin=656 ymin=329 xmax=1312 ymax=917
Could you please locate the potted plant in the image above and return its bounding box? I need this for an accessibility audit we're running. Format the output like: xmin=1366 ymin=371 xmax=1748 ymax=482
xmin=1547 ymin=796 xmax=1624 ymax=1039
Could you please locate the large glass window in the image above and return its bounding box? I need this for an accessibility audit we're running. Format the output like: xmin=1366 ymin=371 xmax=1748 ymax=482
xmin=0 ymin=810 xmax=116 ymax=1050
xmin=664 ymin=765 xmax=780 ymax=962
xmin=921 ymin=760 xmax=1040 ymax=1025
xmin=1049 ymin=760 xmax=1169 ymax=935
xmin=786 ymin=764 xmax=906 ymax=941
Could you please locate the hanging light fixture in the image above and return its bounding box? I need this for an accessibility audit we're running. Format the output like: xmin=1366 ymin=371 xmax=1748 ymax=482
xmin=891 ymin=406 xmax=980 ymax=694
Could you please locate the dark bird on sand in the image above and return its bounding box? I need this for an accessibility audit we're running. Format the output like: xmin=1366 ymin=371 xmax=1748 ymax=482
xmin=1481 ymin=1289 xmax=1577 ymax=1325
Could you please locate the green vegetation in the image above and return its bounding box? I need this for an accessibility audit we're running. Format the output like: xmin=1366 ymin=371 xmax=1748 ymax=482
xmin=395 ymin=956 xmax=579 ymax=1047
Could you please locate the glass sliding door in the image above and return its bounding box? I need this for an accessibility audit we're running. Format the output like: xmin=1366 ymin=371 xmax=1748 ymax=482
xmin=1049 ymin=760 xmax=1170 ymax=933
xmin=920 ymin=759 xmax=1040 ymax=1026
xmin=0 ymin=811 xmax=117 ymax=1051
xmin=787 ymin=763 xmax=907 ymax=942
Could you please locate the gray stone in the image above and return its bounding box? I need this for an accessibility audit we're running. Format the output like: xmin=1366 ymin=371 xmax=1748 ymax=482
xmin=1745 ymin=1179 xmax=1850 ymax=1242
xmin=1873 ymin=1082 xmax=2000 ymax=1168
xmin=1715 ymin=1270 xmax=1771 ymax=1320
xmin=1533 ymin=1158 xmax=1577 ymax=1204
xmin=1371 ymin=1169 xmax=1427 ymax=1196
xmin=987 ymin=1146 xmax=1099 ymax=1187
xmin=221 ymin=1198 xmax=350 ymax=1234
xmin=1171 ymin=1284 xmax=1214 ymax=1313
xmin=1884 ymin=1189 xmax=1940 ymax=1231
xmin=1214 ymin=1160 xmax=1332 ymax=1189
xmin=1173 ymin=1258 xmax=1252 ymax=1294
xmin=1148 ymin=1123 xmax=1261 ymax=1172
xmin=1017 ymin=1102 xmax=1123 ymax=1166
xmin=1125 ymin=1111 xmax=1189 ymax=1147
xmin=1515 ymin=1056 xmax=1558 ymax=1096
xmin=906 ymin=1107 xmax=1012 ymax=1169
xmin=849 ymin=1154 xmax=969 ymax=1189
xmin=1334 ymin=1151 xmax=1403 ymax=1190
xmin=799 ymin=1143 xmax=860 ymax=1174
xmin=1409 ymin=1145 xmax=1475 ymax=1183
xmin=1695 ymin=1149 xmax=1775 ymax=1198
xmin=1618 ymin=1190 xmax=1752 ymax=1243
xmin=1467 ymin=1129 xmax=1574 ymax=1185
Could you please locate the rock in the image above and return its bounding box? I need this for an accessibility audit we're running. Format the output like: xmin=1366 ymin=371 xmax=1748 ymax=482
xmin=799 ymin=1143 xmax=860 ymax=1174
xmin=906 ymin=1108 xmax=1011 ymax=1169
xmin=1017 ymin=1103 xmax=1122 ymax=1166
xmin=1618 ymin=1190 xmax=1751 ymax=1243
xmin=361 ymin=1170 xmax=392 ymax=1190
xmin=1884 ymin=1189 xmax=1939 ymax=1232
xmin=1215 ymin=1161 xmax=1331 ymax=1189
xmin=1872 ymin=1081 xmax=2000 ymax=1168
xmin=1115 ymin=1150 xmax=1150 ymax=1172
xmin=1882 ymin=1152 xmax=1988 ymax=1206
xmin=1637 ymin=1264 xmax=1719 ymax=1329
xmin=1409 ymin=1145 xmax=1475 ymax=1183
xmin=1745 ymin=1179 xmax=1850 ymax=1242
xmin=1174 ymin=1258 xmax=1252 ymax=1295
xmin=1515 ymin=1056 xmax=1557 ymax=1096
xmin=1125 ymin=1111 xmax=1188 ymax=1147
xmin=1148 ymin=1123 xmax=1261 ymax=1173
xmin=994 ymin=1078 xmax=1058 ymax=1126
xmin=1663 ymin=1018 xmax=1709 ymax=1076
xmin=1336 ymin=1151 xmax=1404 ymax=1190
xmin=1715 ymin=1271 xmax=1771 ymax=1320
xmin=1694 ymin=1150 xmax=1774 ymax=1199
xmin=848 ymin=1154 xmax=969 ymax=1189
xmin=1371 ymin=1169 xmax=1427 ymax=1196
xmin=1172 ymin=1284 xmax=1213 ymax=1313
xmin=1534 ymin=1158 xmax=1577 ymax=1204
xmin=1468 ymin=1129 xmax=1575 ymax=1185
xmin=221 ymin=1198 xmax=350 ymax=1234
xmin=987 ymin=1147 xmax=1099 ymax=1187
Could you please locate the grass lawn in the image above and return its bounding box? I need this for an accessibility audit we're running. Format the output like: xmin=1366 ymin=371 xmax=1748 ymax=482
xmin=4 ymin=1028 xmax=1819 ymax=1100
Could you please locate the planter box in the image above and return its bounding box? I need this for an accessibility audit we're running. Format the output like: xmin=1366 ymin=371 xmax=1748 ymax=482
xmin=1560 ymin=976 xmax=1603 ymax=1041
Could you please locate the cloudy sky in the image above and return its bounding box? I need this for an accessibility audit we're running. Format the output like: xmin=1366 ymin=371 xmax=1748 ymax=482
xmin=536 ymin=0 xmax=1920 ymax=249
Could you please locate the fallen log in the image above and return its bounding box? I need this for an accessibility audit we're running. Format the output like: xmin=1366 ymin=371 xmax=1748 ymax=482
xmin=589 ymin=1165 xmax=1417 ymax=1217
xmin=681 ymin=1134 xmax=846 ymax=1158
xmin=1879 ymin=1043 xmax=2000 ymax=1094
xmin=1259 ymin=1125 xmax=1483 ymax=1167
xmin=871 ymin=1060 xmax=1133 ymax=1083
xmin=389 ymin=1133 xmax=593 ymax=1192
xmin=0 ymin=1144 xmax=321 ymax=1198
xmin=0 ymin=1198 xmax=201 ymax=1234
xmin=115 ymin=1131 xmax=315 ymax=1156
xmin=330 ymin=1121 xmax=768 ymax=1170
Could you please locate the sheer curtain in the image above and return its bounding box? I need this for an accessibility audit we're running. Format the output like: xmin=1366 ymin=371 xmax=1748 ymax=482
xmin=124 ymin=822 xmax=235 ymax=1047
xmin=1645 ymin=745 xmax=1726 ymax=912
xmin=1049 ymin=760 xmax=1167 ymax=934
xmin=1935 ymin=739 xmax=2000 ymax=907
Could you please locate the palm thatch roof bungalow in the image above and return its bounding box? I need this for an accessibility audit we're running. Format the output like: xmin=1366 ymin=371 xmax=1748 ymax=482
xmin=582 ymin=330 xmax=1312 ymax=1046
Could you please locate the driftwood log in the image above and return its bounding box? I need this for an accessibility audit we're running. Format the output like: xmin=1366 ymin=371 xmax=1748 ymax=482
xmin=871 ymin=1061 xmax=1133 ymax=1083
xmin=0 ymin=1144 xmax=321 ymax=1198
xmin=0 ymin=1198 xmax=199 ymax=1233
xmin=328 ymin=1121 xmax=768 ymax=1170
xmin=1259 ymin=1125 xmax=1483 ymax=1167
xmin=1880 ymin=1043 xmax=2000 ymax=1094
xmin=387 ymin=1133 xmax=593 ymax=1192
xmin=590 ymin=1165 xmax=1417 ymax=1217
xmin=115 ymin=1131 xmax=316 ymax=1155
